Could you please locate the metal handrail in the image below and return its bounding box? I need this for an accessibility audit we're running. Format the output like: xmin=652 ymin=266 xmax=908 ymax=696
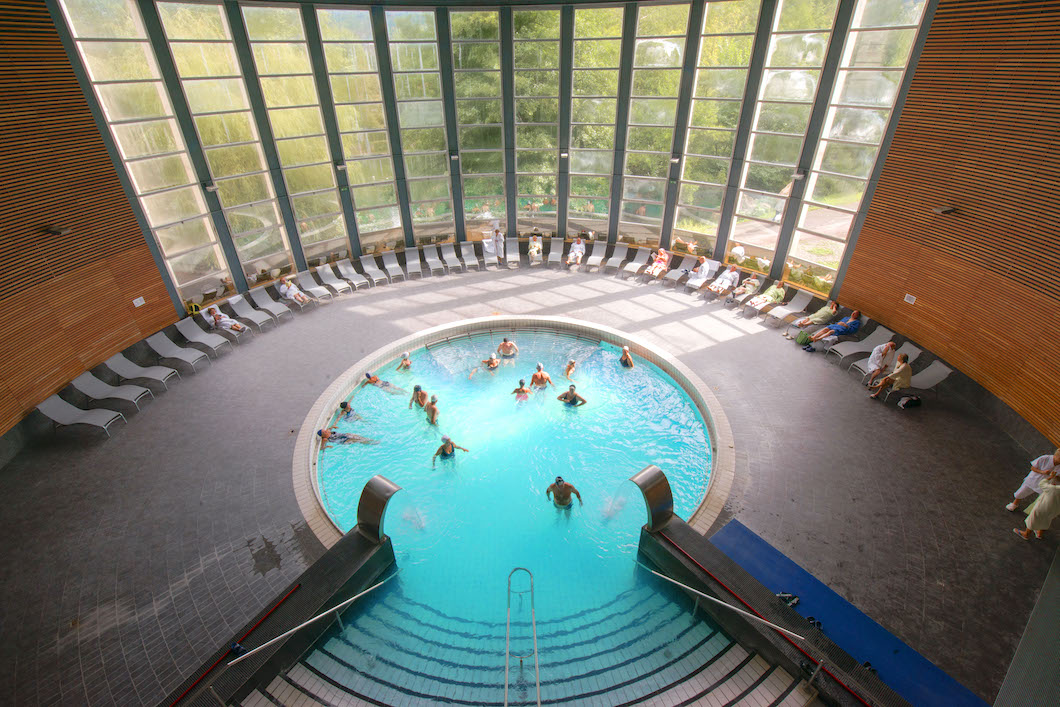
xmin=226 ymin=570 xmax=399 ymax=667
xmin=504 ymin=567 xmax=541 ymax=707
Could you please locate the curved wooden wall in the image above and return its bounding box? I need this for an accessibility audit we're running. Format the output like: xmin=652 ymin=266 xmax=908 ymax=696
xmin=0 ymin=0 xmax=177 ymax=435
xmin=841 ymin=0 xmax=1060 ymax=444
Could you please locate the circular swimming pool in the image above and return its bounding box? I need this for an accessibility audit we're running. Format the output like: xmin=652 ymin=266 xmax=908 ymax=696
xmin=297 ymin=318 xmax=731 ymax=703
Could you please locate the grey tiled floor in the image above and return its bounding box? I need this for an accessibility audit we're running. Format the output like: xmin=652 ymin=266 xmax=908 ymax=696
xmin=0 ymin=267 xmax=1053 ymax=705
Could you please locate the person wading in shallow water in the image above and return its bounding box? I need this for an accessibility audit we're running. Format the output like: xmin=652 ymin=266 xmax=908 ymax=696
xmin=432 ymin=436 xmax=468 ymax=468
xmin=547 ymin=476 xmax=583 ymax=509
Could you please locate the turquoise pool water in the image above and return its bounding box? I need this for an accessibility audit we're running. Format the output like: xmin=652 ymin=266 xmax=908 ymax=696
xmin=312 ymin=330 xmax=715 ymax=701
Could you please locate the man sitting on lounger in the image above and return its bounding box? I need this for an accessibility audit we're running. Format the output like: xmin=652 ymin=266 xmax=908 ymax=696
xmin=566 ymin=237 xmax=586 ymax=266
xmin=318 ymin=426 xmax=377 ymax=449
xmin=278 ymin=276 xmax=311 ymax=304
xmin=868 ymin=353 xmax=911 ymax=399
xmin=864 ymin=341 xmax=897 ymax=386
xmin=685 ymin=257 xmax=711 ymax=289
xmin=360 ymin=371 xmax=405 ymax=393
xmin=745 ymin=282 xmax=785 ymax=309
xmin=784 ymin=302 xmax=839 ymax=339
xmin=203 ymin=305 xmax=248 ymax=332
xmin=707 ymin=265 xmax=740 ymax=295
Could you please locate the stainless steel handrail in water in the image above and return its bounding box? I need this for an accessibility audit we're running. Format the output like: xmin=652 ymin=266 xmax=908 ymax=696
xmin=504 ymin=567 xmax=541 ymax=707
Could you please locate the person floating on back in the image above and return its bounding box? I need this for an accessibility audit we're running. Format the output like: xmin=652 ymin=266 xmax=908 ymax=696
xmin=557 ymin=384 xmax=587 ymax=407
xmin=469 ymin=353 xmax=500 ymax=379
xmin=361 ymin=371 xmax=405 ymax=394
xmin=620 ymin=346 xmax=635 ymax=369
xmin=432 ymin=435 xmax=468 ymax=468
xmin=547 ymin=476 xmax=583 ymax=510
xmin=318 ymin=426 xmax=378 ymax=449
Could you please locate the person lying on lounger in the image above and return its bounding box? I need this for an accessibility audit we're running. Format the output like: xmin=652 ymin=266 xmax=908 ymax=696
xmin=644 ymin=248 xmax=671 ymax=278
xmin=807 ymin=310 xmax=862 ymax=344
xmin=707 ymin=265 xmax=740 ymax=295
xmin=784 ymin=302 xmax=839 ymax=339
xmin=278 ymin=276 xmax=311 ymax=305
xmin=203 ymin=305 xmax=248 ymax=332
xmin=567 ymin=237 xmax=586 ymax=266
xmin=745 ymin=282 xmax=785 ymax=309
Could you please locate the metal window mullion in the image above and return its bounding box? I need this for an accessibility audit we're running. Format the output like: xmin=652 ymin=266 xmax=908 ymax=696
xmin=713 ymin=0 xmax=778 ymax=261
xmin=138 ymin=0 xmax=248 ymax=293
xmin=223 ymin=0 xmax=306 ymax=273
xmin=606 ymin=3 xmax=638 ymax=245
xmin=769 ymin=0 xmax=856 ymax=281
xmin=556 ymin=5 xmax=574 ymax=236
xmin=434 ymin=9 xmax=465 ymax=243
xmin=499 ymin=7 xmax=517 ymax=237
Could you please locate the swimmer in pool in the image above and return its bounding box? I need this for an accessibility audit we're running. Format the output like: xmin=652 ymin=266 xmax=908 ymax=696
xmin=469 ymin=353 xmax=500 ymax=379
xmin=424 ymin=395 xmax=439 ymax=425
xmin=546 ymin=476 xmax=582 ymax=509
xmin=497 ymin=338 xmax=519 ymax=364
xmin=564 ymin=359 xmax=576 ymax=380
xmin=337 ymin=401 xmax=362 ymax=421
xmin=317 ymin=427 xmax=378 ymax=450
xmin=512 ymin=379 xmax=532 ymax=401
xmin=432 ymin=435 xmax=468 ymax=468
xmin=619 ymin=346 xmax=634 ymax=369
xmin=530 ymin=363 xmax=554 ymax=389
xmin=557 ymin=385 xmax=587 ymax=407
xmin=396 ymin=351 xmax=411 ymax=372
xmin=360 ymin=371 xmax=405 ymax=394
xmin=409 ymin=384 xmax=428 ymax=409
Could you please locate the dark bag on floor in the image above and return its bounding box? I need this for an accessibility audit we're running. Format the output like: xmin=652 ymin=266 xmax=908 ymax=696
xmin=795 ymin=330 xmax=812 ymax=346
xmin=897 ymin=395 xmax=922 ymax=409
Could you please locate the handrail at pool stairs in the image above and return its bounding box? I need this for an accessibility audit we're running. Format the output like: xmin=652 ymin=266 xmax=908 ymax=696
xmin=504 ymin=567 xmax=542 ymax=707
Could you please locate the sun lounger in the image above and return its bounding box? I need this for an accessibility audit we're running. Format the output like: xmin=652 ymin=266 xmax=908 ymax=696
xmin=71 ymin=372 xmax=153 ymax=411
xmin=422 ymin=245 xmax=447 ymax=276
xmin=226 ymin=295 xmax=275 ymax=332
xmin=104 ymin=352 xmax=180 ymax=390
xmin=505 ymin=237 xmax=520 ymax=268
xmin=850 ymin=342 xmax=923 ymax=383
xmin=297 ymin=270 xmax=332 ymax=300
xmin=585 ymin=242 xmax=608 ymax=270
xmin=380 ymin=250 xmax=406 ymax=281
xmin=146 ymin=331 xmax=210 ymax=371
xmin=621 ymin=246 xmax=651 ymax=277
xmin=601 ymin=244 xmax=630 ymax=274
xmin=403 ymin=248 xmax=426 ymax=279
xmin=884 ymin=360 xmax=953 ymax=402
xmin=573 ymin=241 xmax=594 ymax=268
xmin=249 ymin=287 xmax=294 ymax=321
xmin=315 ymin=264 xmax=353 ymax=294
xmin=662 ymin=255 xmax=696 ymax=285
xmin=460 ymin=242 xmax=482 ymax=270
xmin=440 ymin=243 xmax=464 ymax=272
xmin=175 ymin=318 xmax=233 ymax=357
xmin=335 ymin=259 xmax=371 ymax=290
xmin=37 ymin=395 xmax=126 ymax=437
xmin=764 ymin=290 xmax=813 ymax=325
xmin=198 ymin=311 xmax=250 ymax=345
xmin=547 ymin=237 xmax=565 ymax=268
xmin=742 ymin=284 xmax=790 ymax=316
xmin=827 ymin=326 xmax=895 ymax=363
xmin=359 ymin=255 xmax=390 ymax=285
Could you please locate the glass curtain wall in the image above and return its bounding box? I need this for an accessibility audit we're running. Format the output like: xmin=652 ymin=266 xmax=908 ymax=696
xmin=386 ymin=10 xmax=455 ymax=243
xmin=157 ymin=1 xmax=294 ymax=288
xmin=567 ymin=6 xmax=623 ymax=239
xmin=618 ymin=3 xmax=690 ymax=246
xmin=243 ymin=4 xmax=349 ymax=264
xmin=58 ymin=0 xmax=233 ymax=306
xmin=786 ymin=0 xmax=926 ymax=294
xmin=513 ymin=10 xmax=561 ymax=235
xmin=725 ymin=0 xmax=839 ymax=273
xmin=674 ymin=0 xmax=761 ymax=256
xmin=450 ymin=11 xmax=505 ymax=241
xmin=317 ymin=7 xmax=403 ymax=254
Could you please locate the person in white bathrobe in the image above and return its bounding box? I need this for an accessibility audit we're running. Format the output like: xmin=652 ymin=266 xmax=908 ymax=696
xmin=864 ymin=341 xmax=896 ymax=386
xmin=203 ymin=305 xmax=247 ymax=333
xmin=566 ymin=237 xmax=586 ymax=266
xmin=278 ymin=276 xmax=311 ymax=304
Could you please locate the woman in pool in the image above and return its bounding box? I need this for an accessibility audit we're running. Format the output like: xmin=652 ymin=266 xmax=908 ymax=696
xmin=395 ymin=352 xmax=411 ymax=371
xmin=620 ymin=346 xmax=634 ymax=369
xmin=337 ymin=401 xmax=362 ymax=421
xmin=512 ymin=379 xmax=532 ymax=401
xmin=360 ymin=371 xmax=405 ymax=394
xmin=564 ymin=359 xmax=576 ymax=380
xmin=432 ymin=436 xmax=469 ymax=468
xmin=468 ymin=353 xmax=500 ymax=379
xmin=557 ymin=385 xmax=587 ymax=407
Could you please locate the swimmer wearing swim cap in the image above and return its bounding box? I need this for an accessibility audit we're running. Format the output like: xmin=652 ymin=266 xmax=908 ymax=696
xmin=432 ymin=435 xmax=468 ymax=468
xmin=512 ymin=379 xmax=531 ymax=401
xmin=396 ymin=352 xmax=411 ymax=371
xmin=546 ymin=476 xmax=582 ymax=509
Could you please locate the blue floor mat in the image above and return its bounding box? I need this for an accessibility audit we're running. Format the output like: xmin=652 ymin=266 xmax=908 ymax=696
xmin=710 ymin=520 xmax=987 ymax=707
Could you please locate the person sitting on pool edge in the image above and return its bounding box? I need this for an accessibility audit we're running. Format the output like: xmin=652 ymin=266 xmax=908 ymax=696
xmin=409 ymin=384 xmax=428 ymax=409
xmin=469 ymin=352 xmax=500 ymax=378
xmin=318 ymin=426 xmax=378 ymax=449
xmin=424 ymin=395 xmax=440 ymax=425
xmin=432 ymin=435 xmax=468 ymax=467
xmin=547 ymin=476 xmax=583 ymax=509
xmin=497 ymin=338 xmax=519 ymax=363
xmin=396 ymin=351 xmax=411 ymax=371
xmin=531 ymin=362 xmax=553 ymax=389
xmin=620 ymin=346 xmax=634 ymax=368
xmin=558 ymin=385 xmax=587 ymax=407
xmin=564 ymin=359 xmax=576 ymax=380
xmin=512 ymin=379 xmax=532 ymax=401
xmin=337 ymin=401 xmax=362 ymax=421
xmin=360 ymin=371 xmax=405 ymax=394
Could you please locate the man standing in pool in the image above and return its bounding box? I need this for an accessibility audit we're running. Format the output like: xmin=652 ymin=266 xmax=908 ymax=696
xmin=424 ymin=395 xmax=440 ymax=425
xmin=530 ymin=362 xmax=554 ymax=389
xmin=432 ymin=435 xmax=468 ymax=467
xmin=547 ymin=476 xmax=583 ymax=509
xmin=497 ymin=337 xmax=519 ymax=365
xmin=557 ymin=385 xmax=587 ymax=407
xmin=360 ymin=371 xmax=405 ymax=394
xmin=409 ymin=384 xmax=428 ymax=409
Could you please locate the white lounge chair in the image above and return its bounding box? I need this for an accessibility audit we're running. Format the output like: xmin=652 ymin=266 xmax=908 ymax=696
xmin=460 ymin=242 xmax=481 ymax=270
xmin=37 ymin=395 xmax=126 ymax=437
xmin=146 ymin=332 xmax=210 ymax=371
xmin=742 ymin=283 xmax=790 ymax=316
xmin=198 ymin=311 xmax=250 ymax=345
xmin=440 ymin=243 xmax=464 ymax=272
xmin=104 ymin=353 xmax=180 ymax=390
xmin=71 ymin=372 xmax=153 ymax=411
xmin=884 ymin=360 xmax=953 ymax=402
xmin=505 ymin=237 xmax=520 ymax=268
xmin=827 ymin=326 xmax=895 ymax=363
xmin=380 ymin=251 xmax=406 ymax=282
xmin=682 ymin=259 xmax=721 ymax=292
xmin=315 ymin=265 xmax=353 ymax=294
xmin=601 ymin=244 xmax=630 ymax=274
xmin=573 ymin=241 xmax=594 ymax=268
xmin=662 ymin=255 xmax=697 ymax=285
xmin=334 ymin=259 xmax=371 ymax=289
xmin=226 ymin=295 xmax=275 ymax=332
xmin=621 ymin=246 xmax=651 ymax=277
xmin=764 ymin=290 xmax=813 ymax=325
xmin=249 ymin=287 xmax=294 ymax=321
xmin=175 ymin=318 xmax=233 ymax=357
xmin=296 ymin=270 xmax=332 ymax=300
xmin=421 ymin=245 xmax=447 ymax=276
xmin=359 ymin=255 xmax=390 ymax=285
xmin=547 ymin=237 xmax=565 ymax=268
xmin=585 ymin=242 xmax=608 ymax=270
xmin=402 ymin=248 xmax=425 ymax=279
xmin=850 ymin=342 xmax=923 ymax=383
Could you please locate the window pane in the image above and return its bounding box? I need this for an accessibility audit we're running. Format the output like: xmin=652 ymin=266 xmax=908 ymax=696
xmin=408 ymin=178 xmax=450 ymax=201
xmin=826 ymin=106 xmax=888 ymax=143
xmin=112 ymin=119 xmax=180 ymax=159
xmin=269 ymin=107 xmax=324 ymax=138
xmin=169 ymin=247 xmax=222 ymax=284
xmin=63 ymin=0 xmax=144 ymax=38
xmin=775 ymin=0 xmax=839 ymax=31
xmin=386 ymin=10 xmax=436 ymax=41
xmin=760 ymin=70 xmax=819 ymax=101
xmin=834 ymin=70 xmax=901 ymax=107
xmin=513 ymin=42 xmax=560 ymax=69
xmin=694 ymin=70 xmax=748 ymax=99
xmin=184 ymin=78 xmax=247 ymax=114
xmin=97 ymin=82 xmax=170 ymax=122
xmin=815 ymin=140 xmax=877 ymax=178
xmin=461 ymin=151 xmax=504 ymax=174
xmin=629 ymin=99 xmax=677 ymax=125
xmin=631 ymin=69 xmax=682 ymax=98
xmin=252 ymin=43 xmax=311 ymax=75
xmin=297 ymin=214 xmax=345 ymax=245
xmin=675 ymin=207 xmax=719 ymax=236
xmin=324 ymin=43 xmax=377 ymax=73
xmin=570 ymin=176 xmax=610 ymax=197
xmin=571 ymin=125 xmax=615 ymax=150
xmin=634 ymin=39 xmax=684 ymax=68
xmin=79 ymin=41 xmax=156 ymax=81
xmin=756 ymin=102 xmax=812 ymax=133
xmin=846 ymin=28 xmax=916 ymax=67
xmin=260 ymin=76 xmax=317 ymax=107
xmin=571 ymin=98 xmax=616 ymax=125
xmin=318 ymin=8 xmax=373 ymax=41
xmin=390 ymin=43 xmax=438 ymax=71
xmin=393 ymin=72 xmax=442 ymax=99
xmin=127 ymin=153 xmax=193 ymax=194
xmin=623 ymin=177 xmax=666 ymax=202
xmin=514 ymin=70 xmax=560 ymax=96
xmin=196 ymin=112 xmax=255 ymax=146
xmin=331 ymin=74 xmax=382 ymax=104
xmin=455 ymin=71 xmax=502 ymax=98
xmin=402 ymin=127 xmax=447 ymax=152
xmin=686 ymin=128 xmax=735 ymax=158
xmin=292 ymin=191 xmax=342 ymax=220
xmin=216 ymin=173 xmax=271 ymax=206
xmin=405 ymin=153 xmax=448 ymax=178
xmin=451 ymin=11 xmax=499 ymax=40
xmin=574 ymin=39 xmax=621 ymax=68
xmin=357 ymin=206 xmax=401 ymax=233
xmin=352 ymin=184 xmax=396 ymax=209
xmin=518 ymin=175 xmax=556 ymax=194
xmin=516 ymin=125 xmax=557 ymax=148
xmin=460 ymin=126 xmax=504 ymax=150
xmin=346 ymin=157 xmax=394 ymax=185
xmin=575 ymin=7 xmax=623 ymax=38
xmin=227 ymin=201 xmax=282 ymax=235
xmin=513 ymin=10 xmax=560 ymax=40
xmin=276 ymin=136 xmax=329 ymax=167
xmin=683 ymin=156 xmax=729 ymax=184
xmin=625 ymin=151 xmax=670 ymax=176
xmin=517 ymin=150 xmax=558 ymax=173
xmin=572 ymin=70 xmax=619 ymax=97
xmin=242 ymin=6 xmax=303 ymax=41
xmin=464 ymin=176 xmax=505 ymax=197
xmin=703 ymin=0 xmax=761 ymax=33
xmin=698 ymin=36 xmax=754 ymax=67
xmin=620 ymin=201 xmax=663 ymax=224
xmin=141 ymin=185 xmax=204 ymax=226
xmin=457 ymin=99 xmax=502 ymax=125
xmin=689 ymin=99 xmax=741 ymax=129
xmin=156 ymin=218 xmax=212 ymax=255
xmin=627 ymin=126 xmax=674 ymax=152
xmin=171 ymin=43 xmax=239 ymax=78
xmin=637 ymin=4 xmax=689 ymax=36
xmin=452 ymin=43 xmax=499 ymax=70
xmin=767 ymin=33 xmax=829 ymax=68
xmin=205 ymin=143 xmax=266 ymax=178
xmin=679 ymin=183 xmax=724 ymax=210
xmin=336 ymin=103 xmax=386 ymax=131
xmin=806 ymin=173 xmax=865 ymax=210
xmin=736 ymin=190 xmax=786 ymax=221
xmin=748 ymin=133 xmax=803 ymax=165
xmin=516 ymin=99 xmax=559 ymax=124
xmin=855 ymin=0 xmax=926 ymax=28
xmin=285 ymin=164 xmax=335 ymax=194
xmin=799 ymin=203 xmax=855 ymax=238
xmin=340 ymin=131 xmax=389 ymax=159
xmin=744 ymin=163 xmax=795 ymax=194
xmin=569 ymin=150 xmax=612 ymax=174
xmin=397 ymin=101 xmax=444 ymax=128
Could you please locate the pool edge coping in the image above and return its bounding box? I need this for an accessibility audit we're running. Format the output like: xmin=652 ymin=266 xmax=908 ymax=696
xmin=293 ymin=315 xmax=735 ymax=548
